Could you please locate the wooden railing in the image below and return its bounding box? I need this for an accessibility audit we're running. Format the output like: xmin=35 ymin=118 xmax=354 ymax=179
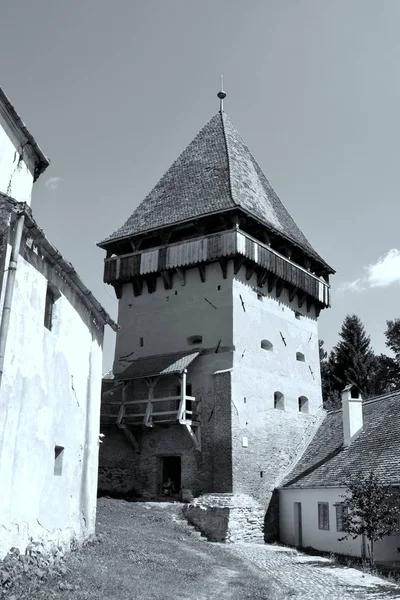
xmin=102 ymin=395 xmax=198 ymax=427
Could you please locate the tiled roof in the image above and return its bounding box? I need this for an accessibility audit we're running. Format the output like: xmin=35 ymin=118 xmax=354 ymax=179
xmin=99 ymin=112 xmax=327 ymax=265
xmin=281 ymin=391 xmax=400 ymax=488
xmin=114 ymin=351 xmax=200 ymax=381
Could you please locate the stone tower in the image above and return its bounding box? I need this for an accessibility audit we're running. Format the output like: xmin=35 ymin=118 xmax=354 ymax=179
xmin=98 ymin=100 xmax=333 ymax=541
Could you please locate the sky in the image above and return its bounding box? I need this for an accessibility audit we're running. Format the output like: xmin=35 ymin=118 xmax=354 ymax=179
xmin=1 ymin=0 xmax=400 ymax=370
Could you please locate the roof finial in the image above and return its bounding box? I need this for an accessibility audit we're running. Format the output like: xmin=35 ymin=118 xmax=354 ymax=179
xmin=217 ymin=75 xmax=226 ymax=113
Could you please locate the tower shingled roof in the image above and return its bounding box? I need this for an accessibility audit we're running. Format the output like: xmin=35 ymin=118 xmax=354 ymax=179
xmin=99 ymin=112 xmax=330 ymax=268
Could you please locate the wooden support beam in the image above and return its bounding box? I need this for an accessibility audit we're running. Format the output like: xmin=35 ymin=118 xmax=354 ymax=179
xmin=193 ymin=220 xmax=206 ymax=235
xmin=198 ymin=264 xmax=206 ymax=283
xmin=183 ymin=423 xmax=201 ymax=450
xmin=113 ymin=282 xmax=122 ymax=299
xmin=315 ymin=304 xmax=321 ymax=317
xmin=268 ymin=275 xmax=279 ymax=294
xmin=288 ymin=286 xmax=298 ymax=303
xmin=297 ymin=292 xmax=307 ymax=309
xmin=234 ymin=255 xmax=246 ymax=275
xmin=176 ymin=267 xmax=186 ymax=286
xmin=218 ymin=258 xmax=229 ymax=279
xmin=304 ymin=257 xmax=311 ymax=272
xmin=262 ymin=231 xmax=272 ymax=246
xmin=144 ymin=377 xmax=158 ymax=427
xmin=132 ymin=277 xmax=143 ymax=297
xmin=257 ymin=271 xmax=269 ymax=288
xmin=119 ymin=424 xmax=140 ymax=453
xmin=160 ymin=230 xmax=173 ymax=245
xmin=177 ymin=369 xmax=187 ymax=421
xmin=306 ymin=298 xmax=313 ymax=314
xmin=276 ymin=279 xmax=284 ymax=299
xmin=245 ymin=263 xmax=256 ymax=281
xmin=146 ymin=275 xmax=157 ymax=294
xmin=161 ymin=270 xmax=173 ymax=290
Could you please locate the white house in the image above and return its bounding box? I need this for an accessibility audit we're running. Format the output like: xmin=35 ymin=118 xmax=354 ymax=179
xmin=0 ymin=86 xmax=118 ymax=558
xmin=279 ymin=385 xmax=400 ymax=564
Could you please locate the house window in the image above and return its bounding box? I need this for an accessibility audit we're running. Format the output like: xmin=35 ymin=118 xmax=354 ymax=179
xmin=54 ymin=446 xmax=64 ymax=476
xmin=318 ymin=502 xmax=330 ymax=530
xmin=261 ymin=340 xmax=273 ymax=351
xmin=44 ymin=286 xmax=55 ymax=330
xmin=274 ymin=391 xmax=284 ymax=410
xmin=296 ymin=352 xmax=305 ymax=362
xmin=298 ymin=396 xmax=309 ymax=413
xmin=187 ymin=335 xmax=202 ymax=345
xmin=335 ymin=503 xmax=348 ymax=532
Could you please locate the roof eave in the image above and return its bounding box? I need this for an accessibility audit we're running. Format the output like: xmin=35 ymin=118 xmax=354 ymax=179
xmin=0 ymin=87 xmax=50 ymax=181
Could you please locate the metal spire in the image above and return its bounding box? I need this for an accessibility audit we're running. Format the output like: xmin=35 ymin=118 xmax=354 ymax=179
xmin=217 ymin=75 xmax=226 ymax=113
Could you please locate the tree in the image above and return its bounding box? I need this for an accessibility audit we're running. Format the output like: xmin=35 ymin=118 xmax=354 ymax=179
xmin=329 ymin=315 xmax=376 ymax=398
xmin=339 ymin=472 xmax=400 ymax=566
xmin=385 ymin=319 xmax=400 ymax=359
xmin=319 ymin=340 xmax=340 ymax=409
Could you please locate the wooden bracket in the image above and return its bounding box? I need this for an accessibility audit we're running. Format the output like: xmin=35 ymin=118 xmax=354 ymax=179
xmin=276 ymin=279 xmax=284 ymax=299
xmin=161 ymin=270 xmax=173 ymax=290
xmin=146 ymin=275 xmax=157 ymax=294
xmin=113 ymin=282 xmax=123 ymax=299
xmin=234 ymin=255 xmax=246 ymax=275
xmin=297 ymin=292 xmax=307 ymax=309
xmin=245 ymin=263 xmax=256 ymax=281
xmin=288 ymin=286 xmax=298 ymax=303
xmin=218 ymin=258 xmax=229 ymax=279
xmin=306 ymin=298 xmax=313 ymax=314
xmin=176 ymin=267 xmax=186 ymax=286
xmin=257 ymin=270 xmax=269 ymax=288
xmin=132 ymin=277 xmax=143 ymax=297
xmin=268 ymin=275 xmax=279 ymax=294
xmin=198 ymin=264 xmax=206 ymax=283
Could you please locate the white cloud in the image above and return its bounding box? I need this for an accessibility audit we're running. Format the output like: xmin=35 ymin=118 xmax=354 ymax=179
xmin=44 ymin=176 xmax=63 ymax=190
xmin=337 ymin=249 xmax=400 ymax=294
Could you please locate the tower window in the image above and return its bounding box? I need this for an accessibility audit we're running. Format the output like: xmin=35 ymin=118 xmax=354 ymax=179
xmin=296 ymin=352 xmax=305 ymax=362
xmin=274 ymin=392 xmax=284 ymax=410
xmin=54 ymin=446 xmax=64 ymax=476
xmin=298 ymin=396 xmax=309 ymax=413
xmin=139 ymin=337 xmax=144 ymax=347
xmin=261 ymin=340 xmax=273 ymax=351
xmin=187 ymin=335 xmax=202 ymax=345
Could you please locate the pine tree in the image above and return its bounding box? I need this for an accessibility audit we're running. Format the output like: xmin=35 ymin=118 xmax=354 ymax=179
xmin=319 ymin=340 xmax=340 ymax=409
xmin=329 ymin=315 xmax=375 ymax=398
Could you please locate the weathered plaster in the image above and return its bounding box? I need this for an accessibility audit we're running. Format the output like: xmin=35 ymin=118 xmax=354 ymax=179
xmin=0 ymin=242 xmax=104 ymax=559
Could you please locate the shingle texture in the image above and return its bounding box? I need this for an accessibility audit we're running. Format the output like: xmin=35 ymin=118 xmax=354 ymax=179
xmin=281 ymin=391 xmax=400 ymax=488
xmin=100 ymin=113 xmax=324 ymax=262
xmin=114 ymin=351 xmax=200 ymax=381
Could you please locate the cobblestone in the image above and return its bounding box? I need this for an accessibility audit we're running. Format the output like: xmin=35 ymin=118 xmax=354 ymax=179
xmin=222 ymin=543 xmax=400 ymax=599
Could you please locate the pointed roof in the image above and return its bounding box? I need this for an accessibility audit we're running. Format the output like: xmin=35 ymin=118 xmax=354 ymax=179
xmin=99 ymin=112 xmax=327 ymax=266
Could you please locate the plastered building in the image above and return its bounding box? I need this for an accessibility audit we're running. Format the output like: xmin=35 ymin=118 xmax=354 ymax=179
xmin=0 ymin=87 xmax=117 ymax=558
xmin=99 ymin=97 xmax=334 ymax=541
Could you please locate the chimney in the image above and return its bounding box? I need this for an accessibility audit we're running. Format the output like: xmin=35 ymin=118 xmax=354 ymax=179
xmin=341 ymin=384 xmax=363 ymax=446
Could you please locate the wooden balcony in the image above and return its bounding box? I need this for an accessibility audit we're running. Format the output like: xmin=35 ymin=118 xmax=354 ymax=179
xmin=103 ymin=228 xmax=330 ymax=307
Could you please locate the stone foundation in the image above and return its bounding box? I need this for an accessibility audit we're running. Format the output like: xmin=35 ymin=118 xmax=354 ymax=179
xmin=184 ymin=493 xmax=265 ymax=543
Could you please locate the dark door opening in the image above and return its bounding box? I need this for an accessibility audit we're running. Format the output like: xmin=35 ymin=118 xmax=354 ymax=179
xmin=161 ymin=456 xmax=181 ymax=496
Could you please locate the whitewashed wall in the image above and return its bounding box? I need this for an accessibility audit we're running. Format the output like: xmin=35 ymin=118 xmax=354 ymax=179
xmin=0 ymin=118 xmax=34 ymax=204
xmin=0 ymin=246 xmax=103 ymax=559
xmin=280 ymin=487 xmax=400 ymax=562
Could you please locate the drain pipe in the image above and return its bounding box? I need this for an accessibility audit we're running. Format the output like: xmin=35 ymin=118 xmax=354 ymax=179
xmin=0 ymin=208 xmax=26 ymax=389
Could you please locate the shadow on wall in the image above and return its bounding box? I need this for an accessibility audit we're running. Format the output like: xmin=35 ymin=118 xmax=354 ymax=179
xmin=264 ymin=489 xmax=279 ymax=543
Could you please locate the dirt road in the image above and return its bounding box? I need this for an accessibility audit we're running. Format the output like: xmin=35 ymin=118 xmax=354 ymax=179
xmin=17 ymin=498 xmax=400 ymax=600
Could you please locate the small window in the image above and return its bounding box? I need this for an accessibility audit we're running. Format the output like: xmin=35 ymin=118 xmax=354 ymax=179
xmin=274 ymin=392 xmax=284 ymax=410
xmin=139 ymin=337 xmax=144 ymax=347
xmin=296 ymin=352 xmax=305 ymax=362
xmin=261 ymin=340 xmax=273 ymax=351
xmin=44 ymin=283 xmax=60 ymax=330
xmin=187 ymin=335 xmax=202 ymax=345
xmin=298 ymin=396 xmax=309 ymax=413
xmin=217 ymin=285 xmax=221 ymax=291
xmin=318 ymin=502 xmax=329 ymax=530
xmin=54 ymin=446 xmax=64 ymax=476
xmin=335 ymin=503 xmax=348 ymax=532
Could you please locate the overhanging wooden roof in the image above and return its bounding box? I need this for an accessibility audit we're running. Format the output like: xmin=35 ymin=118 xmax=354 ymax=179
xmin=114 ymin=351 xmax=200 ymax=381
